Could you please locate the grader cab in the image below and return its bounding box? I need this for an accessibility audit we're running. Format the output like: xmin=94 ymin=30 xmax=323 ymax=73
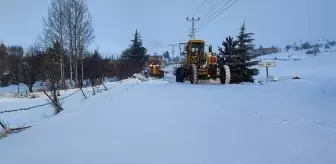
xmin=175 ymin=39 xmax=231 ymax=84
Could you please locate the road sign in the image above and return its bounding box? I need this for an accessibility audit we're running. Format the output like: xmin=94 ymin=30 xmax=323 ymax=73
xmin=258 ymin=61 xmax=276 ymax=67
xmin=258 ymin=61 xmax=276 ymax=79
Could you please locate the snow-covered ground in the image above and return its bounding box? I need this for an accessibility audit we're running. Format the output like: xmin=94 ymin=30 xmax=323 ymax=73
xmin=0 ymin=52 xmax=336 ymax=164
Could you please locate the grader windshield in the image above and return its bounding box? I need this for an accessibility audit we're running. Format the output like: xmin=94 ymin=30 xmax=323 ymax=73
xmin=179 ymin=40 xmax=206 ymax=65
xmin=191 ymin=42 xmax=204 ymax=55
xmin=188 ymin=40 xmax=205 ymax=66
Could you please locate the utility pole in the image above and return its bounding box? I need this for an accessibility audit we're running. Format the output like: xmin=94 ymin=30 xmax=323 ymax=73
xmin=187 ymin=17 xmax=200 ymax=39
xmin=169 ymin=44 xmax=177 ymax=61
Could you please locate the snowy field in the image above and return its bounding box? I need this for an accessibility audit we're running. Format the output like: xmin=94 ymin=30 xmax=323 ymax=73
xmin=0 ymin=51 xmax=336 ymax=164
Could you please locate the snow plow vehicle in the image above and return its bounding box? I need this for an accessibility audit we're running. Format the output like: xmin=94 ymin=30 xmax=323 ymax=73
xmin=144 ymin=55 xmax=165 ymax=78
xmin=175 ymin=39 xmax=231 ymax=84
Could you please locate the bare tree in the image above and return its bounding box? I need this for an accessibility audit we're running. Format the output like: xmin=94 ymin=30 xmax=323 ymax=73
xmin=77 ymin=5 xmax=94 ymax=86
xmin=42 ymin=41 xmax=64 ymax=115
xmin=21 ymin=45 xmax=44 ymax=92
xmin=0 ymin=44 xmax=9 ymax=87
xmin=40 ymin=0 xmax=94 ymax=89
xmin=7 ymin=46 xmax=24 ymax=88
xmin=63 ymin=0 xmax=95 ymax=87
xmin=39 ymin=0 xmax=66 ymax=88
xmin=82 ymin=49 xmax=102 ymax=95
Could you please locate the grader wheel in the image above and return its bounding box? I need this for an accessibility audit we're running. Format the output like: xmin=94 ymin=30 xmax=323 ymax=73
xmin=159 ymin=71 xmax=164 ymax=78
xmin=220 ymin=65 xmax=231 ymax=84
xmin=175 ymin=67 xmax=184 ymax=82
xmin=189 ymin=64 xmax=198 ymax=84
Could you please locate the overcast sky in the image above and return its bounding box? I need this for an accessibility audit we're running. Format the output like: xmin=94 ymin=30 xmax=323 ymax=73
xmin=0 ymin=0 xmax=335 ymax=56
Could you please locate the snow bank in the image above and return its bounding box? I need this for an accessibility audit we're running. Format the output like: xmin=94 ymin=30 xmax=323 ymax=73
xmin=163 ymin=63 xmax=180 ymax=75
xmin=0 ymin=79 xmax=77 ymax=98
xmin=0 ymin=91 xmax=43 ymax=99
xmin=119 ymin=73 xmax=170 ymax=85
xmin=132 ymin=73 xmax=149 ymax=81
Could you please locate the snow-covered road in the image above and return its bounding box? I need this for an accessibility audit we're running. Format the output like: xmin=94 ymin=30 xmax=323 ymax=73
xmin=1 ymin=52 xmax=336 ymax=164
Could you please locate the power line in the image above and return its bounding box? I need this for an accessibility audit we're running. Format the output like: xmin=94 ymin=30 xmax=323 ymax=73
xmin=196 ymin=0 xmax=239 ymax=32
xmin=196 ymin=0 xmax=233 ymax=29
xmin=192 ymin=0 xmax=215 ymax=18
xmin=196 ymin=0 xmax=230 ymax=23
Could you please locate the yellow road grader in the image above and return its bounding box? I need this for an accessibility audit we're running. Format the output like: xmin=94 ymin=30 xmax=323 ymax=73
xmin=175 ymin=39 xmax=231 ymax=84
xmin=144 ymin=55 xmax=165 ymax=78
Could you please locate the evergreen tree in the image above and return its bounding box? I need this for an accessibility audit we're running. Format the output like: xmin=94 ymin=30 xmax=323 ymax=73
xmin=163 ymin=51 xmax=171 ymax=61
xmin=301 ymin=42 xmax=312 ymax=50
xmin=285 ymin=45 xmax=292 ymax=52
xmin=218 ymin=36 xmax=243 ymax=83
xmin=144 ymin=54 xmax=150 ymax=61
xmin=235 ymin=21 xmax=259 ymax=82
xmin=237 ymin=21 xmax=255 ymax=52
xmin=121 ymin=29 xmax=147 ymax=62
xmin=218 ymin=22 xmax=259 ymax=83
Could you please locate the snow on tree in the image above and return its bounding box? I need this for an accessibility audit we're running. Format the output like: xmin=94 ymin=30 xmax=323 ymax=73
xmin=218 ymin=22 xmax=259 ymax=84
xmin=235 ymin=21 xmax=259 ymax=82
